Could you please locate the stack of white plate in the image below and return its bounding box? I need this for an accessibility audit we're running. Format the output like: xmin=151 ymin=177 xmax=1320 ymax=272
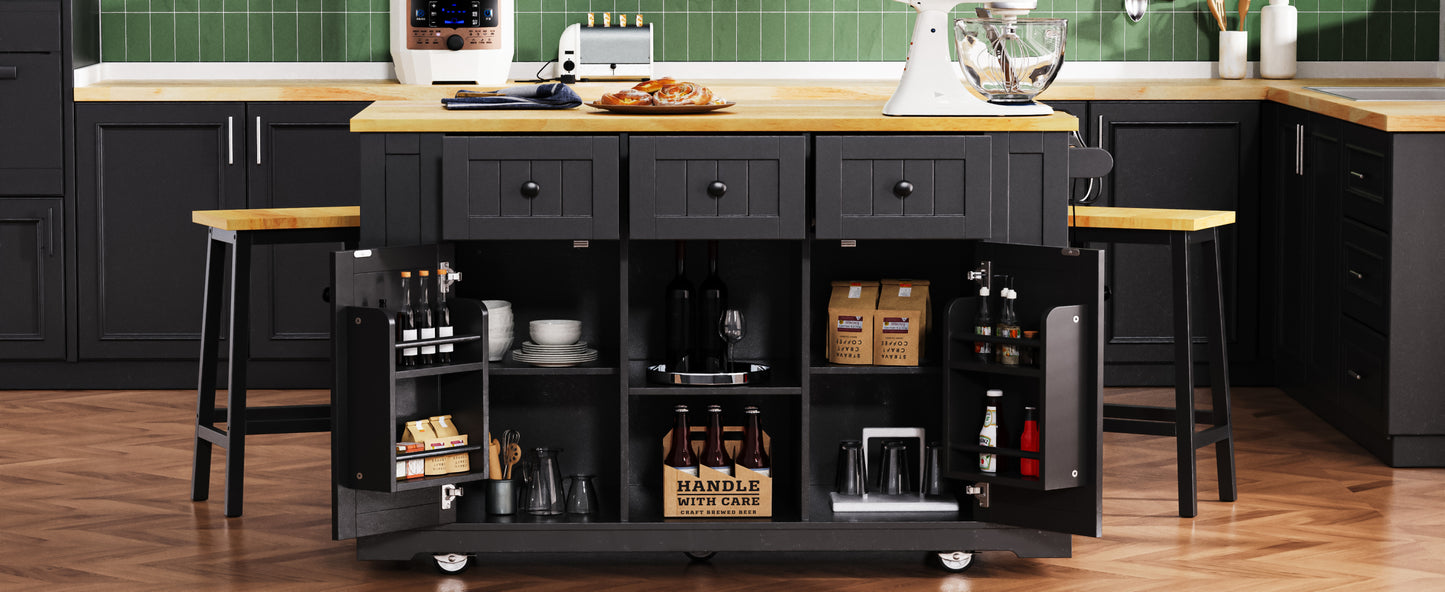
xmin=482 ymin=300 xmax=513 ymax=362
xmin=511 ymin=341 xmax=598 ymax=367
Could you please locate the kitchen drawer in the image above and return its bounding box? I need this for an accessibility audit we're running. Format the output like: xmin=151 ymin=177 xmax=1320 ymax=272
xmin=1341 ymin=139 xmax=1389 ymax=232
xmin=1340 ymin=316 xmax=1387 ymax=415
xmin=441 ymin=136 xmax=620 ymax=240
xmin=815 ymin=135 xmax=992 ymax=239
xmin=628 ymin=135 xmax=806 ymax=239
xmin=0 ymin=2 xmax=61 ymax=52
xmin=0 ymin=52 xmax=64 ymax=195
xmin=1341 ymin=219 xmax=1389 ymax=335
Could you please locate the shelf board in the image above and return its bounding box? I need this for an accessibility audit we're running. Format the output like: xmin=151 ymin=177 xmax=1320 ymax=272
xmin=394 ymin=360 xmax=489 ymax=380
xmin=490 ymin=360 xmax=620 ymax=376
xmin=396 ymin=444 xmax=482 ymax=462
xmin=628 ymin=386 xmax=803 ymax=396
xmin=809 ymin=363 xmax=940 ymax=376
xmin=393 ymin=471 xmax=486 ymax=493
xmin=947 ymin=361 xmax=1042 ymax=377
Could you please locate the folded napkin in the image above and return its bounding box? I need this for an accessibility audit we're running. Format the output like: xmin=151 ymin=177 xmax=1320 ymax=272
xmin=441 ymin=83 xmax=582 ymax=110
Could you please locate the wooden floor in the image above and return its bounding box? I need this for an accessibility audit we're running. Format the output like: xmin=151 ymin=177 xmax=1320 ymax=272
xmin=2 ymin=387 xmax=1443 ymax=591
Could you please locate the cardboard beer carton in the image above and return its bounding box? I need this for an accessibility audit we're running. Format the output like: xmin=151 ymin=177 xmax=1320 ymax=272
xmin=827 ymin=281 xmax=880 ymax=365
xmin=662 ymin=426 xmax=772 ymax=518
xmin=874 ymin=279 xmax=931 ymax=366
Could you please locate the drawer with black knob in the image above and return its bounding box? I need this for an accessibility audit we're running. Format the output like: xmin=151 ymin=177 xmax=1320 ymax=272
xmin=1341 ymin=218 xmax=1389 ymax=335
xmin=442 ymin=136 xmax=620 ymax=240
xmin=1340 ymin=316 xmax=1387 ymax=415
xmin=628 ymin=135 xmax=806 ymax=239
xmin=815 ymin=135 xmax=992 ymax=239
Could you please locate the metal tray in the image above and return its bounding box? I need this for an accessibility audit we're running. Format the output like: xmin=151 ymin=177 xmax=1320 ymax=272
xmin=647 ymin=362 xmax=770 ymax=385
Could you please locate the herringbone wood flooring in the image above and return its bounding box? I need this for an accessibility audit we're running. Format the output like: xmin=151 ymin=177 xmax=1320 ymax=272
xmin=1 ymin=387 xmax=1442 ymax=591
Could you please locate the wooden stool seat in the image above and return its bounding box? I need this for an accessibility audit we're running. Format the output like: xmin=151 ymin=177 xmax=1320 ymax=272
xmin=191 ymin=206 xmax=359 ymax=517
xmin=1070 ymin=206 xmax=1238 ymax=518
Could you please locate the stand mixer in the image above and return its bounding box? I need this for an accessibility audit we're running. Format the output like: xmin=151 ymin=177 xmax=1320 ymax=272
xmin=883 ymin=0 xmax=1056 ymax=116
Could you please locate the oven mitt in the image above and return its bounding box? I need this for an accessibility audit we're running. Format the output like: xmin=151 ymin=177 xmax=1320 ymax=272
xmin=441 ymin=83 xmax=582 ymax=110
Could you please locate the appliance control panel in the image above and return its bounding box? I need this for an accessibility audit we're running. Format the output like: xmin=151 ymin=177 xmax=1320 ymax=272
xmin=406 ymin=0 xmax=501 ymax=50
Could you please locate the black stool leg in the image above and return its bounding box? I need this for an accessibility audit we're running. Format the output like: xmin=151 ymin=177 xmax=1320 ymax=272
xmin=223 ymin=232 xmax=253 ymax=518
xmin=1202 ymin=229 xmax=1238 ymax=503
xmin=1171 ymin=231 xmax=1198 ymax=518
xmin=192 ymin=230 xmax=228 ymax=502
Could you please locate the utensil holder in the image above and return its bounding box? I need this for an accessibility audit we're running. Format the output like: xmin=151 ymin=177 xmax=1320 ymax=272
xmin=1218 ymin=31 xmax=1248 ymax=80
xmin=486 ymin=479 xmax=516 ymax=515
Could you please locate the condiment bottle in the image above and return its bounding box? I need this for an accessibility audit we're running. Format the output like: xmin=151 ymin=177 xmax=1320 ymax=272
xmin=979 ymin=389 xmax=1002 ymax=473
xmin=416 ymin=270 xmax=436 ymax=366
xmin=396 ymin=271 xmax=418 ymax=367
xmin=996 ymin=288 xmax=1021 ymax=365
xmin=664 ymin=405 xmax=699 ymax=476
xmin=973 ymin=286 xmax=992 ymax=363
xmin=700 ymin=404 xmax=733 ymax=476
xmin=1020 ymin=406 xmax=1040 ymax=479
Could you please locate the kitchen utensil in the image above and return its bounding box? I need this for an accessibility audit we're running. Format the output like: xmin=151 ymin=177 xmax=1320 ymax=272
xmin=1238 ymin=0 xmax=1251 ymax=30
xmin=503 ymin=442 xmax=522 ymax=479
xmin=1125 ymin=0 xmax=1147 ymax=22
xmin=485 ymin=478 xmax=516 ymax=515
xmin=390 ymin=0 xmax=514 ymax=85
xmin=524 ymin=447 xmax=566 ymax=515
xmin=565 ymin=474 xmax=599 ymax=515
xmin=503 ymin=429 xmax=520 ymax=451
xmin=529 ymin=319 xmax=582 ymax=345
xmin=835 ymin=440 xmax=866 ymax=496
xmin=1208 ymin=0 xmax=1228 ymax=30
xmin=1218 ymin=30 xmax=1248 ymax=79
xmin=956 ymin=17 xmax=1067 ymax=104
xmin=719 ymin=309 xmax=744 ymax=371
xmin=488 ymin=438 xmax=502 ymax=479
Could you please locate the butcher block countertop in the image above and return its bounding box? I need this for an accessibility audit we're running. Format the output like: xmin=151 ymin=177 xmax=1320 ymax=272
xmin=73 ymin=78 xmax=1445 ymax=132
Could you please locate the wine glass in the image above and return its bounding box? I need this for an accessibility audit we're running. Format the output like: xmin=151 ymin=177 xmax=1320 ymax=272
xmin=719 ymin=309 xmax=744 ymax=371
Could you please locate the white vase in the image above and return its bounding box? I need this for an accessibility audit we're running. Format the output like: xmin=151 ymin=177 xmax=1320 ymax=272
xmin=1218 ymin=31 xmax=1248 ymax=80
xmin=1260 ymin=0 xmax=1298 ymax=79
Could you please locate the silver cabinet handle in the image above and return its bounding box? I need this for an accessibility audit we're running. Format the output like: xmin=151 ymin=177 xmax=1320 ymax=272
xmin=1349 ymin=170 xmax=1366 ymax=180
xmin=1347 ymin=269 xmax=1365 ymax=280
xmin=227 ymin=116 xmax=234 ymax=165
xmin=1295 ymin=123 xmax=1304 ymax=176
xmin=256 ymin=116 xmax=262 ymax=165
xmin=1346 ymin=369 xmax=1364 ymax=381
xmin=1096 ymin=114 xmax=1104 ymax=148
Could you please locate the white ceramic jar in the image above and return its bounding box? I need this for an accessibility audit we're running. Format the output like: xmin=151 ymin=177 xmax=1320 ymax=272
xmin=1260 ymin=0 xmax=1298 ymax=79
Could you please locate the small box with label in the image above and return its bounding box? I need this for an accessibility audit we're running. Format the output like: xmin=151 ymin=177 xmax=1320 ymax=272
xmin=661 ymin=427 xmax=772 ymax=519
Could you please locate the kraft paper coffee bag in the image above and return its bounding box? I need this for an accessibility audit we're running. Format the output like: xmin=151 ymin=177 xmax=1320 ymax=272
xmin=874 ymin=279 xmax=931 ymax=366
xmin=827 ymin=281 xmax=879 ymax=365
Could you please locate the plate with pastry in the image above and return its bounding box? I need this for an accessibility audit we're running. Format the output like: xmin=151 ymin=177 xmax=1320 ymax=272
xmin=588 ymin=79 xmax=734 ymax=114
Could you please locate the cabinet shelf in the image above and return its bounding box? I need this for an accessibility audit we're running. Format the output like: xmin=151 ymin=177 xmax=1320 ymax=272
xmin=395 ymin=360 xmax=489 ymax=380
xmin=396 ymin=444 xmax=483 ymax=462
xmin=490 ymin=359 xmax=619 ymax=376
xmin=810 ymin=362 xmax=941 ymax=376
xmin=393 ymin=471 xmax=486 ymax=493
xmin=626 ymin=360 xmax=801 ymax=396
xmin=947 ymin=361 xmax=1041 ymax=377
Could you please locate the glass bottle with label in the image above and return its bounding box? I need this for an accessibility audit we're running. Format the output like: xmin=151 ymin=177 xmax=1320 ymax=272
xmin=664 ymin=404 xmax=699 ymax=476
xmin=974 ymin=286 xmax=992 ymax=363
xmin=416 ymin=270 xmax=436 ymax=366
xmin=996 ymin=288 xmax=1021 ymax=365
xmin=434 ymin=268 xmax=454 ymax=365
xmin=698 ymin=241 xmax=728 ymax=372
xmin=1020 ymin=405 xmax=1040 ymax=479
xmin=700 ymin=404 xmax=733 ymax=476
xmin=664 ymin=241 xmax=694 ymax=372
xmin=737 ymin=405 xmax=771 ymax=477
xmin=979 ymin=389 xmax=1003 ymax=473
xmin=396 ymin=271 xmax=418 ymax=367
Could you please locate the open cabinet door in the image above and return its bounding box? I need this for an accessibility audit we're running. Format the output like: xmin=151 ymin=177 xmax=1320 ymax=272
xmin=943 ymin=242 xmax=1104 ymax=537
xmin=331 ymin=243 xmax=490 ymax=540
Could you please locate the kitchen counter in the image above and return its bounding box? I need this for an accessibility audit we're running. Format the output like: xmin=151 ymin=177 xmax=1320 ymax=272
xmin=74 ymin=78 xmax=1445 ymax=132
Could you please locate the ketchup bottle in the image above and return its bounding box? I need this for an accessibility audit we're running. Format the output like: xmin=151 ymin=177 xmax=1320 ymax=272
xmin=1020 ymin=406 xmax=1040 ymax=479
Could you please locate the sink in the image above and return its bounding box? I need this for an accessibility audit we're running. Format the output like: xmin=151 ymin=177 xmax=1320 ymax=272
xmin=1305 ymin=86 xmax=1445 ymax=101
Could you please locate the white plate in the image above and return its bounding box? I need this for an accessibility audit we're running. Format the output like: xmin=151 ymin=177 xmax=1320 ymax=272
xmin=511 ymin=349 xmax=598 ymax=361
xmin=521 ymin=341 xmax=588 ymax=353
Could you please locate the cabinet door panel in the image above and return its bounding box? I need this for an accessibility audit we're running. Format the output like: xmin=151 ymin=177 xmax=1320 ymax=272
xmin=0 ymin=52 xmax=64 ymax=195
xmin=1269 ymin=105 xmax=1311 ymax=390
xmin=76 ymin=103 xmax=247 ymax=359
xmin=816 ymin=135 xmax=991 ymax=239
xmin=630 ymin=135 xmax=804 ymax=239
xmin=247 ymin=102 xmax=367 ymax=360
xmin=442 ymin=136 xmax=619 ymax=240
xmin=0 ymin=199 xmax=65 ymax=359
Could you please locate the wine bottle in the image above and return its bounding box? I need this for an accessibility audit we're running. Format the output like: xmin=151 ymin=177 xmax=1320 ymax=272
xmin=396 ymin=271 xmax=418 ymax=367
xmin=979 ymin=389 xmax=1002 ymax=473
xmin=434 ymin=268 xmax=454 ymax=365
xmin=698 ymin=240 xmax=728 ymax=372
xmin=700 ymin=404 xmax=733 ymax=476
xmin=737 ymin=405 xmax=771 ymax=477
xmin=1021 ymin=406 xmax=1040 ymax=479
xmin=664 ymin=241 xmax=695 ymax=372
xmin=973 ymin=286 xmax=992 ymax=363
xmin=416 ymin=270 xmax=436 ymax=366
xmin=664 ymin=405 xmax=699 ymax=476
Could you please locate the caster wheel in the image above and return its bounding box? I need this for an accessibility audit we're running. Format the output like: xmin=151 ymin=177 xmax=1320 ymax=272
xmin=433 ymin=552 xmax=472 ymax=574
xmin=935 ymin=551 xmax=974 ymax=573
xmin=684 ymin=551 xmax=717 ymax=562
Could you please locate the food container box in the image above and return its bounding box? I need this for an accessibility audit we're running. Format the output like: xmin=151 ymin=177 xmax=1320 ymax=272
xmin=661 ymin=426 xmax=772 ymax=518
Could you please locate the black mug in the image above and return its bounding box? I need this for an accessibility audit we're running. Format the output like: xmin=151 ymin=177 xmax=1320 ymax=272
xmin=835 ymin=440 xmax=865 ymax=496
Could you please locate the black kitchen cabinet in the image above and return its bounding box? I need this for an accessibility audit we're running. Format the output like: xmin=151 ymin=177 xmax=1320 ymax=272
xmin=1084 ymin=102 xmax=1266 ymax=386
xmin=0 ymin=1 xmax=64 ymax=196
xmin=75 ymin=101 xmax=365 ymax=370
xmin=0 ymin=199 xmax=65 ymax=359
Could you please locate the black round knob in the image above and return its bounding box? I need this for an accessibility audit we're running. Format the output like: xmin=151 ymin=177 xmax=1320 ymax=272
xmin=446 ymin=35 xmax=464 ymax=51
xmin=707 ymin=181 xmax=727 ymax=198
xmin=521 ymin=181 xmax=541 ymax=198
xmin=892 ymin=180 xmax=914 ymax=198
xmin=321 ymin=286 xmax=332 ymax=304
xmin=562 ymin=59 xmax=576 ymax=72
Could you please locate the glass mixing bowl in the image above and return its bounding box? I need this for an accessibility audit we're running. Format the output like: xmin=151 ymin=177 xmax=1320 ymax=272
xmin=955 ymin=18 xmax=1067 ymax=104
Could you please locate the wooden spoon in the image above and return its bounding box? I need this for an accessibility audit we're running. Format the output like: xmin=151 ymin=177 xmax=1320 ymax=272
xmin=488 ymin=438 xmax=502 ymax=479
xmin=503 ymin=443 xmax=522 ymax=480
xmin=1237 ymin=0 xmax=1251 ymax=31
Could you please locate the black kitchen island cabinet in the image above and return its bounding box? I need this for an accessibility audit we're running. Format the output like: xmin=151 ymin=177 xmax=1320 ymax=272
xmin=334 ymin=119 xmax=1104 ymax=571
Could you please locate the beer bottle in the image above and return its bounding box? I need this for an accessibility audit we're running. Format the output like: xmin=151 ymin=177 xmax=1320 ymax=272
xmin=700 ymin=404 xmax=733 ymax=476
xmin=979 ymin=389 xmax=1002 ymax=473
xmin=396 ymin=271 xmax=418 ymax=367
xmin=737 ymin=405 xmax=771 ymax=477
xmin=416 ymin=270 xmax=436 ymax=366
xmin=434 ymin=268 xmax=454 ymax=365
xmin=664 ymin=405 xmax=699 ymax=476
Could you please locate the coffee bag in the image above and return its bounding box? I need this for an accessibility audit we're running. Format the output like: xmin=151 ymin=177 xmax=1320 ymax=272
xmin=874 ymin=279 xmax=931 ymax=366
xmin=827 ymin=281 xmax=879 ymax=365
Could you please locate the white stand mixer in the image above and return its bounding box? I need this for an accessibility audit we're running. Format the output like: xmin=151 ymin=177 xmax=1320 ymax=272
xmin=882 ymin=0 xmax=1054 ymax=116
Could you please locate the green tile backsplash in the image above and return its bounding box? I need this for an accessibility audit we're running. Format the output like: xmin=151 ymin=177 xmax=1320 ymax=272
xmin=100 ymin=0 xmax=1440 ymax=63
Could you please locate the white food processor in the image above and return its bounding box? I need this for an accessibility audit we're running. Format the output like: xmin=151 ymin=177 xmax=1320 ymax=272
xmin=882 ymin=0 xmax=1064 ymax=116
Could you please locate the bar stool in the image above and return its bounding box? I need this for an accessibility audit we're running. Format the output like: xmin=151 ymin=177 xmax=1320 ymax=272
xmin=1069 ymin=206 xmax=1238 ymax=518
xmin=191 ymin=206 xmax=360 ymax=517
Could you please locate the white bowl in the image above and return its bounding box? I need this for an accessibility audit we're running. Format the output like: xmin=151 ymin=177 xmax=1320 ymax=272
xmin=529 ymin=319 xmax=582 ymax=345
xmin=488 ymin=335 xmax=513 ymax=362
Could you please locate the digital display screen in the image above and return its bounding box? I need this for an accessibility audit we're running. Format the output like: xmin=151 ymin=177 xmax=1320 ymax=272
xmin=435 ymin=1 xmax=469 ymax=27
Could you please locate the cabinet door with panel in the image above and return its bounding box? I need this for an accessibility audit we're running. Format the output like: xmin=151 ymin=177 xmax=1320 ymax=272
xmin=441 ymin=136 xmax=620 ymax=240
xmin=0 ymin=2 xmax=63 ymax=196
xmin=815 ymin=135 xmax=992 ymax=240
xmin=629 ymin=135 xmax=806 ymax=239
xmin=247 ymin=102 xmax=368 ymax=360
xmin=1088 ymin=101 xmax=1264 ymax=385
xmin=76 ymin=102 xmax=247 ymax=359
xmin=0 ymin=198 xmax=65 ymax=359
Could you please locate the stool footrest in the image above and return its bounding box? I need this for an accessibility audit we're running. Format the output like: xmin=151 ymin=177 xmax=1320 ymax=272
xmin=197 ymin=425 xmax=228 ymax=445
xmin=1195 ymin=424 xmax=1232 ymax=448
xmin=1103 ymin=403 xmax=1219 ymax=425
xmin=1104 ymin=417 xmax=1176 ymax=437
xmin=203 ymin=404 xmax=332 ymax=439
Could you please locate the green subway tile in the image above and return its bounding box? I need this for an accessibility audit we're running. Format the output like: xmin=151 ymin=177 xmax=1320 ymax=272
xmin=250 ymin=13 xmax=273 ymax=61
xmin=713 ymin=12 xmax=737 ymax=61
xmin=811 ymin=0 xmax=833 ymax=10
xmin=1148 ymin=12 xmax=1173 ymax=60
xmin=1419 ymin=0 xmax=1439 ymax=8
xmin=345 ymin=13 xmax=368 ymax=61
xmin=1100 ymin=13 xmax=1126 ymax=60
xmin=1316 ymin=11 xmax=1344 ymax=60
xmin=125 ymin=14 xmax=151 ymax=61
xmin=1365 ymin=12 xmax=1390 ymax=61
xmin=1340 ymin=0 xmax=1369 ymax=10
xmin=880 ymin=11 xmax=906 ymax=60
xmin=176 ymin=0 xmax=199 ymax=11
xmin=223 ymin=12 xmax=248 ymax=60
xmin=834 ymin=0 xmax=858 ymax=10
xmin=857 ymin=12 xmax=881 ymax=60
xmin=1071 ymin=12 xmax=1100 ymax=60
xmin=1296 ymin=11 xmax=1317 ymax=60
xmin=124 ymin=0 xmax=146 ymax=11
xmin=346 ymin=0 xmax=369 ymax=11
xmin=1294 ymin=0 xmax=1317 ymax=9
xmin=1418 ymin=13 xmax=1439 ymax=61
xmin=320 ymin=12 xmax=346 ymax=61
xmin=175 ymin=12 xmax=199 ymax=60
xmin=736 ymin=11 xmax=760 ymax=61
xmin=809 ymin=13 xmax=833 ymax=60
xmin=1246 ymin=18 xmax=1260 ymax=61
xmin=640 ymin=0 xmax=664 ymax=12
xmin=688 ymin=0 xmax=710 ymax=11
xmin=199 ymin=12 xmax=224 ymax=60
xmin=297 ymin=12 xmax=322 ymax=59
xmin=785 ymin=11 xmax=809 ymax=59
xmin=1393 ymin=0 xmax=1414 ymax=9
xmin=370 ymin=12 xmax=387 ymax=61
xmin=151 ymin=13 xmax=176 ymax=61
xmin=760 ymin=10 xmax=785 ymax=60
xmin=540 ymin=12 xmax=565 ymax=60
xmin=687 ymin=12 xmax=712 ymax=60
xmin=1317 ymin=0 xmax=1341 ymax=11
xmin=299 ymin=0 xmax=321 ymax=12
xmin=662 ymin=14 xmax=687 ymax=61
xmin=322 ymin=0 xmax=347 ymax=12
xmin=1341 ymin=14 xmax=1367 ymax=60
xmin=785 ymin=0 xmax=808 ymax=12
xmin=223 ymin=0 xmax=247 ymax=12
xmin=834 ymin=12 xmax=858 ymax=61
xmin=736 ymin=0 xmax=760 ymax=11
xmin=273 ymin=12 xmax=298 ymax=61
xmin=102 ymin=0 xmax=126 ymax=11
xmin=1173 ymin=11 xmax=1202 ymax=60
xmin=517 ymin=0 xmax=540 ymax=11
xmin=100 ymin=13 xmax=127 ymax=61
xmin=515 ymin=12 xmax=542 ymax=61
xmin=249 ymin=0 xmax=270 ymax=11
xmin=1123 ymin=16 xmax=1149 ymax=61
xmin=273 ymin=0 xmax=296 ymax=9
xmin=153 ymin=0 xmax=175 ymax=11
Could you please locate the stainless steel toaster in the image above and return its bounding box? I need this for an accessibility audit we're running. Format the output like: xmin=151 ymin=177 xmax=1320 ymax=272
xmin=555 ymin=23 xmax=654 ymax=82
